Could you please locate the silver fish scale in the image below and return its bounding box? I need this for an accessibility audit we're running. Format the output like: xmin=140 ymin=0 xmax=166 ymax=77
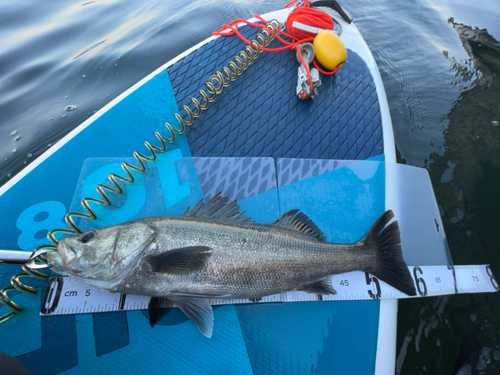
xmin=114 ymin=216 xmax=370 ymax=299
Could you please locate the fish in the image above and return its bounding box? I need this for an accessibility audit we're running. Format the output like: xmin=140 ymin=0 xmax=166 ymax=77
xmin=47 ymin=193 xmax=417 ymax=337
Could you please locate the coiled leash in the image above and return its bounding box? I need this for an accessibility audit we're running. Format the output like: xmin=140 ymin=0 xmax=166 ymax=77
xmin=0 ymin=0 xmax=351 ymax=323
xmin=0 ymin=18 xmax=283 ymax=323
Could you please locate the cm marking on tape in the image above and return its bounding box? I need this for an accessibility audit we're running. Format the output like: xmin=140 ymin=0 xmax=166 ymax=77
xmin=40 ymin=264 xmax=499 ymax=316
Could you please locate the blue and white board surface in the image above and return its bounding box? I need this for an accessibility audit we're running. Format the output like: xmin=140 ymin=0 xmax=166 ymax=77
xmin=0 ymin=7 xmax=486 ymax=375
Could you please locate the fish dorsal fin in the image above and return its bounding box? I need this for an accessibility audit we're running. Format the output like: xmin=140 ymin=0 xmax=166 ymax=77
xmin=173 ymin=298 xmax=214 ymax=338
xmin=144 ymin=246 xmax=212 ymax=275
xmin=271 ymin=210 xmax=326 ymax=241
xmin=183 ymin=193 xmax=253 ymax=224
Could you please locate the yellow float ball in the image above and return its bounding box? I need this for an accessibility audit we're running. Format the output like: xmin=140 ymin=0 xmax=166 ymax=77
xmin=313 ymin=30 xmax=347 ymax=71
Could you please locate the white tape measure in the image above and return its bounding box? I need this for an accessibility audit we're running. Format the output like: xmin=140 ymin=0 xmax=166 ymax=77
xmin=40 ymin=264 xmax=499 ymax=316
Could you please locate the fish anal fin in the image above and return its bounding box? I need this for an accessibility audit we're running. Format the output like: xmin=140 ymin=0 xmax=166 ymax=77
xmin=144 ymin=246 xmax=212 ymax=275
xmin=300 ymin=276 xmax=337 ymax=295
xmin=272 ymin=210 xmax=326 ymax=241
xmin=173 ymin=298 xmax=213 ymax=338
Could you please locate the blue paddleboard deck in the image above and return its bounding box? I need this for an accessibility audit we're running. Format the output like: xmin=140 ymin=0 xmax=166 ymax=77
xmin=0 ymin=12 xmax=387 ymax=375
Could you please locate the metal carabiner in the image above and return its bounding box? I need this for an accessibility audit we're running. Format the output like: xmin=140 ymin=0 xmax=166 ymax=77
xmin=0 ymin=249 xmax=52 ymax=269
xmin=295 ymin=0 xmax=306 ymax=8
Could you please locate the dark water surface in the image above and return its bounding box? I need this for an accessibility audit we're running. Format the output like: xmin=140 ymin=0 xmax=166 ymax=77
xmin=1 ymin=0 xmax=499 ymax=373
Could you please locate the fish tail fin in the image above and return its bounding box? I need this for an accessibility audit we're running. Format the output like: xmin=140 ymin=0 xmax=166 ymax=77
xmin=363 ymin=210 xmax=417 ymax=296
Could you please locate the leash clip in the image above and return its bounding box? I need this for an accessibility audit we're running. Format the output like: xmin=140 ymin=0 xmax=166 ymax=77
xmin=296 ymin=42 xmax=322 ymax=100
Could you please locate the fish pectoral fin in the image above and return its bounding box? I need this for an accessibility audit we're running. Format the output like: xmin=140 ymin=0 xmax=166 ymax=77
xmin=144 ymin=246 xmax=212 ymax=275
xmin=299 ymin=276 xmax=337 ymax=295
xmin=148 ymin=297 xmax=174 ymax=327
xmin=173 ymin=298 xmax=213 ymax=338
xmin=271 ymin=210 xmax=326 ymax=241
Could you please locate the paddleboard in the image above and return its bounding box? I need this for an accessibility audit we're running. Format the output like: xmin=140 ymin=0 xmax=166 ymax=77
xmin=0 ymin=4 xmax=456 ymax=374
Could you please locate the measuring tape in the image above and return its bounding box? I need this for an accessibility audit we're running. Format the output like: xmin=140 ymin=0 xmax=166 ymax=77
xmin=40 ymin=264 xmax=499 ymax=316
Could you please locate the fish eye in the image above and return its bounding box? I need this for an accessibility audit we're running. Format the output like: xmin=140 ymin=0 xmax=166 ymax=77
xmin=81 ymin=230 xmax=96 ymax=243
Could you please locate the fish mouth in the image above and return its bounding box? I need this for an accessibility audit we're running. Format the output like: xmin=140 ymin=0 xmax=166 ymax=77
xmin=53 ymin=241 xmax=78 ymax=266
xmin=45 ymin=251 xmax=61 ymax=267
